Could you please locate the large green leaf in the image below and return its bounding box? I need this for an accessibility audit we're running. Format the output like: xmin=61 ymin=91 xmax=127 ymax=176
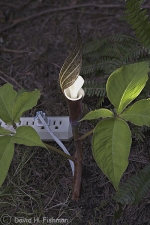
xmin=0 ymin=84 xmax=17 ymax=124
xmin=12 ymin=126 xmax=47 ymax=149
xmin=92 ymin=118 xmax=132 ymax=191
xmin=106 ymin=62 xmax=149 ymax=114
xmin=13 ymin=90 xmax=40 ymax=123
xmin=120 ymin=99 xmax=150 ymax=126
xmin=80 ymin=108 xmax=114 ymax=121
xmin=0 ymin=136 xmax=14 ymax=187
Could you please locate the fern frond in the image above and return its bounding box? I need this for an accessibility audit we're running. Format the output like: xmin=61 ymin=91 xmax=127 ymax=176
xmin=120 ymin=46 xmax=150 ymax=63
xmin=142 ymin=126 xmax=150 ymax=133
xmin=83 ymin=39 xmax=106 ymax=54
xmin=83 ymin=35 xmax=138 ymax=55
xmin=81 ymin=57 xmax=119 ymax=75
xmin=135 ymin=165 xmax=150 ymax=204
xmin=113 ymin=165 xmax=150 ymax=205
xmin=131 ymin=125 xmax=145 ymax=142
xmin=83 ymin=80 xmax=106 ymax=97
xmin=113 ymin=174 xmax=138 ymax=204
xmin=96 ymin=96 xmax=105 ymax=108
xmin=106 ymin=34 xmax=138 ymax=45
xmin=82 ymin=35 xmax=142 ymax=76
xmin=125 ymin=0 xmax=150 ymax=48
xmin=86 ymin=43 xmax=132 ymax=59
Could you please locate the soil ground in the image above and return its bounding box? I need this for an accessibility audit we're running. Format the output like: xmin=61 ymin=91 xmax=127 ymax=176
xmin=1 ymin=1 xmax=150 ymax=225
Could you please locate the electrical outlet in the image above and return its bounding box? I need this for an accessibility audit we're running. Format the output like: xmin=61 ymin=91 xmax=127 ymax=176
xmin=0 ymin=117 xmax=73 ymax=141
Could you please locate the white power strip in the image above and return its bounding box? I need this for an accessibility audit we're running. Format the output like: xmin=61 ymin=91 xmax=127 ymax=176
xmin=0 ymin=116 xmax=73 ymax=141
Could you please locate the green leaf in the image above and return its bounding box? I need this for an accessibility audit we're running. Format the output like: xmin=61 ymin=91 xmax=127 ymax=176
xmin=80 ymin=108 xmax=114 ymax=121
xmin=0 ymin=84 xmax=17 ymax=124
xmin=13 ymin=90 xmax=40 ymax=123
xmin=92 ymin=118 xmax=132 ymax=191
xmin=120 ymin=99 xmax=150 ymax=126
xmin=12 ymin=126 xmax=47 ymax=149
xmin=0 ymin=126 xmax=14 ymax=135
xmin=106 ymin=62 xmax=149 ymax=114
xmin=0 ymin=136 xmax=14 ymax=187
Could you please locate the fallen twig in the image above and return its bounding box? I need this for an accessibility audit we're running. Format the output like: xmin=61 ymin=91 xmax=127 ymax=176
xmin=0 ymin=0 xmax=33 ymax=10
xmin=0 ymin=76 xmax=10 ymax=84
xmin=0 ymin=3 xmax=123 ymax=33
xmin=0 ymin=2 xmax=19 ymax=9
xmin=1 ymin=2 xmax=150 ymax=33
xmin=129 ymin=156 xmax=149 ymax=164
xmin=0 ymin=70 xmax=23 ymax=89
xmin=1 ymin=48 xmax=29 ymax=54
xmin=19 ymin=0 xmax=33 ymax=10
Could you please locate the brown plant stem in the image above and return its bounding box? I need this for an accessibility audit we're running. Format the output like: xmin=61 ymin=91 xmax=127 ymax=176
xmin=64 ymin=97 xmax=83 ymax=201
xmin=71 ymin=125 xmax=82 ymax=202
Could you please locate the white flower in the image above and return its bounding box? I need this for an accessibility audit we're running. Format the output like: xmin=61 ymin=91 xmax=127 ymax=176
xmin=64 ymin=76 xmax=85 ymax=100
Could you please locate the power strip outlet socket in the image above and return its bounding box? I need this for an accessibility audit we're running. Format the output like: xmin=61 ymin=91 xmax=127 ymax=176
xmin=0 ymin=117 xmax=73 ymax=141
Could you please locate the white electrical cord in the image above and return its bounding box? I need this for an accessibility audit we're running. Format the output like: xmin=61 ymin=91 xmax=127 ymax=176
xmin=35 ymin=112 xmax=74 ymax=176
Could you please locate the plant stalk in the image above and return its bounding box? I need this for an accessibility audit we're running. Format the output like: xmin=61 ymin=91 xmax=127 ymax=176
xmin=77 ymin=129 xmax=94 ymax=141
xmin=65 ymin=97 xmax=83 ymax=202
xmin=44 ymin=142 xmax=75 ymax=162
xmin=71 ymin=125 xmax=82 ymax=202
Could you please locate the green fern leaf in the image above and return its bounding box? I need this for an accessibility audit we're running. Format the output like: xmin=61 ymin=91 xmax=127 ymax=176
xmin=121 ymin=47 xmax=150 ymax=63
xmin=83 ymin=39 xmax=106 ymax=54
xmin=83 ymin=80 xmax=106 ymax=98
xmin=113 ymin=165 xmax=150 ymax=205
xmin=125 ymin=0 xmax=150 ymax=48
xmin=82 ymin=35 xmax=141 ymax=77
xmin=81 ymin=57 xmax=119 ymax=75
xmin=134 ymin=165 xmax=150 ymax=204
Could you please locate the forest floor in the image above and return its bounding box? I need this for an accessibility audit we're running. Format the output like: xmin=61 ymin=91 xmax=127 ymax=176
xmin=1 ymin=0 xmax=150 ymax=225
